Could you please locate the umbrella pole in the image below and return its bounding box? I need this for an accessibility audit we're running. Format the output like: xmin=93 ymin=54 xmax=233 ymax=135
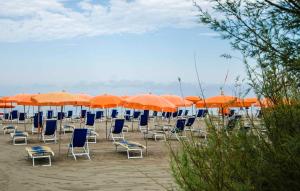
xmin=80 ymin=106 xmax=83 ymax=128
xmin=146 ymin=114 xmax=149 ymax=156
xmin=105 ymin=108 xmax=108 ymax=140
xmin=58 ymin=106 xmax=63 ymax=156
xmin=23 ymin=105 xmax=26 ymax=132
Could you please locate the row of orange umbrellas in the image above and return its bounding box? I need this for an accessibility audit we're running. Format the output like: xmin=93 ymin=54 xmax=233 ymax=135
xmin=1 ymin=92 xmax=268 ymax=111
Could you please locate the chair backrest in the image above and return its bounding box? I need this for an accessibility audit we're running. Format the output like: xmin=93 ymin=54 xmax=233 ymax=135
xmin=11 ymin=110 xmax=18 ymax=120
xmin=111 ymin=109 xmax=118 ymax=118
xmin=4 ymin=113 xmax=9 ymax=119
xmin=178 ymin=110 xmax=183 ymax=116
xmin=67 ymin=110 xmax=73 ymax=118
xmin=125 ymin=110 xmax=131 ymax=116
xmin=175 ymin=119 xmax=186 ymax=132
xmin=19 ymin=112 xmax=26 ymax=121
xmin=57 ymin=112 xmax=65 ymax=120
xmin=162 ymin=112 xmax=166 ymax=117
xmin=186 ymin=117 xmax=196 ymax=127
xmin=95 ymin=111 xmax=103 ymax=119
xmin=86 ymin=113 xmax=95 ymax=126
xmin=47 ymin=110 xmax=53 ymax=119
xmin=125 ymin=115 xmax=131 ymax=121
xmin=133 ymin=111 xmax=141 ymax=119
xmin=166 ymin=112 xmax=171 ymax=118
xmin=81 ymin=110 xmax=87 ymax=118
xmin=112 ymin=119 xmax=125 ymax=134
xmin=197 ymin=109 xmax=205 ymax=117
xmin=72 ymin=128 xmax=88 ymax=147
xmin=152 ymin=111 xmax=158 ymax=117
xmin=139 ymin=114 xmax=148 ymax=126
xmin=143 ymin=110 xmax=149 ymax=117
xmin=172 ymin=111 xmax=178 ymax=118
xmin=34 ymin=114 xmax=43 ymax=128
xmin=44 ymin=120 xmax=57 ymax=135
xmin=184 ymin=110 xmax=189 ymax=116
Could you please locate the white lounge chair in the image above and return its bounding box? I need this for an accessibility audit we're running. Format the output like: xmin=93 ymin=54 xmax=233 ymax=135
xmin=113 ymin=140 xmax=146 ymax=159
xmin=26 ymin=146 xmax=54 ymax=166
xmin=10 ymin=131 xmax=28 ymax=145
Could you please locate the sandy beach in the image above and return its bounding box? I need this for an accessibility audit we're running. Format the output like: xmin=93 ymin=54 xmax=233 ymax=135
xmin=0 ymin=118 xmax=206 ymax=191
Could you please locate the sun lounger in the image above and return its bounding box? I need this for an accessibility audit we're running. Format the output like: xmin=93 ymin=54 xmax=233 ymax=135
xmin=10 ymin=130 xmax=28 ymax=145
xmin=2 ymin=125 xmax=17 ymax=134
xmin=26 ymin=146 xmax=54 ymax=166
xmin=113 ymin=140 xmax=146 ymax=159
xmin=63 ymin=124 xmax=75 ymax=134
xmin=86 ymin=129 xmax=99 ymax=143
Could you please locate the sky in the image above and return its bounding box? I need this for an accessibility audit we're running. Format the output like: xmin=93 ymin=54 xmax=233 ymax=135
xmin=0 ymin=0 xmax=252 ymax=97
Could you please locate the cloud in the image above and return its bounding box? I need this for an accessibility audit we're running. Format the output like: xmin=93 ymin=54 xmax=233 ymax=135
xmin=0 ymin=0 xmax=211 ymax=42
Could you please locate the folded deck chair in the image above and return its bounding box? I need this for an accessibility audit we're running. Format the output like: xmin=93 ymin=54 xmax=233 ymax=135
xmin=3 ymin=125 xmax=17 ymax=134
xmin=10 ymin=110 xmax=19 ymax=123
xmin=67 ymin=128 xmax=90 ymax=160
xmin=168 ymin=119 xmax=187 ymax=141
xmin=11 ymin=130 xmax=28 ymax=145
xmin=81 ymin=110 xmax=87 ymax=119
xmin=47 ymin=110 xmax=54 ymax=119
xmin=26 ymin=146 xmax=54 ymax=166
xmin=113 ymin=140 xmax=146 ymax=159
xmin=109 ymin=119 xmax=125 ymax=142
xmin=185 ymin=117 xmax=196 ymax=131
xmin=42 ymin=120 xmax=57 ymax=143
xmin=32 ymin=114 xmax=43 ymax=134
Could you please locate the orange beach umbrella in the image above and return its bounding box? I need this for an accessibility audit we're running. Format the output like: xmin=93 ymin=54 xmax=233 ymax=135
xmin=124 ymin=94 xmax=176 ymax=112
xmin=0 ymin=103 xmax=14 ymax=108
xmin=90 ymin=94 xmax=123 ymax=108
xmin=73 ymin=93 xmax=92 ymax=106
xmin=185 ymin=96 xmax=202 ymax=104
xmin=32 ymin=92 xmax=88 ymax=155
xmin=161 ymin=95 xmax=193 ymax=107
xmin=196 ymin=95 xmax=238 ymax=108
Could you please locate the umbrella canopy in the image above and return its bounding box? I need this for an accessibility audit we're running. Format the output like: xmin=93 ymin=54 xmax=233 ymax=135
xmin=73 ymin=93 xmax=92 ymax=106
xmin=31 ymin=92 xmax=86 ymax=106
xmin=0 ymin=96 xmax=10 ymax=103
xmin=235 ymin=97 xmax=258 ymax=107
xmin=196 ymin=95 xmax=238 ymax=108
xmin=0 ymin=103 xmax=14 ymax=108
xmin=90 ymin=94 xmax=123 ymax=108
xmin=185 ymin=96 xmax=202 ymax=104
xmin=124 ymin=94 xmax=176 ymax=112
xmin=16 ymin=94 xmax=40 ymax=106
xmin=161 ymin=95 xmax=193 ymax=107
xmin=253 ymin=98 xmax=273 ymax=108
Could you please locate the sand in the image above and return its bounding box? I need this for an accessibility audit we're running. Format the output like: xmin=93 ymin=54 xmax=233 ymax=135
xmin=0 ymin=118 xmax=206 ymax=191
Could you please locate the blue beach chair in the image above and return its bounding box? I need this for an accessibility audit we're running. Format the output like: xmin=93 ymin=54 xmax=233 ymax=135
xmin=67 ymin=128 xmax=90 ymax=160
xmin=42 ymin=120 xmax=57 ymax=143
xmin=109 ymin=119 xmax=125 ymax=142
